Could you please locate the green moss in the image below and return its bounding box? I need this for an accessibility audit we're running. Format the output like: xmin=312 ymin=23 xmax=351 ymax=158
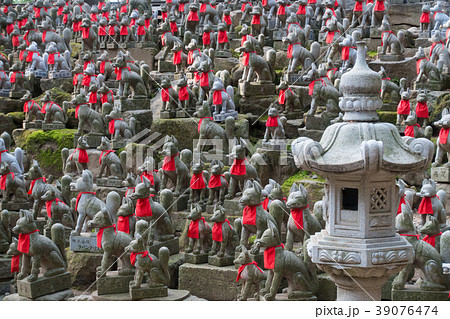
xmin=17 ymin=129 xmax=76 ymax=176
xmin=281 ymin=171 xmax=325 ymax=196
xmin=70 ymin=42 xmax=82 ymax=59
xmin=377 ymin=111 xmax=397 ymax=124
xmin=367 ymin=51 xmax=377 ymax=58
xmin=35 ymin=87 xmax=72 ymax=107
xmin=430 ymin=92 xmax=450 ymax=122
xmin=248 ymin=235 xmax=256 ymax=244
xmin=234 ymin=25 xmax=243 ymax=37
xmin=231 ymin=48 xmax=240 ymax=60
xmin=6 ymin=112 xmax=25 ymax=125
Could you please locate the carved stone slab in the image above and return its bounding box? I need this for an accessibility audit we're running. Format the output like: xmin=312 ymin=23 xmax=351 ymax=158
xmin=208 ymin=255 xmax=234 ymax=267
xmin=96 ymin=178 xmax=124 ymax=188
xmin=17 ymin=272 xmax=71 ymax=299
xmin=42 ymin=123 xmax=66 ymax=131
xmin=184 ymin=252 xmax=208 ymax=264
xmin=96 ymin=271 xmax=134 ymax=295
xmin=23 ymin=121 xmax=43 ymax=129
xmin=70 ymin=233 xmax=103 ymax=253
xmin=130 ymin=283 xmax=168 ymax=300
xmin=431 ymin=166 xmax=450 ymax=183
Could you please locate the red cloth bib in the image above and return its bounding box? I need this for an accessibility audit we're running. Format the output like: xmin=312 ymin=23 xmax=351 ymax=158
xmin=82 ymin=27 xmax=90 ymax=39
xmin=198 ymin=117 xmax=213 ymax=132
xmin=400 ymin=233 xmax=420 ymax=240
xmin=439 ymin=128 xmax=450 ymax=144
xmin=187 ymin=11 xmax=199 ymax=21
xmin=291 ymin=206 xmax=309 ymax=229
xmin=23 ymin=100 xmax=39 ymax=113
xmin=137 ymin=25 xmax=145 ymax=36
xmin=97 ymin=224 xmax=116 ymax=248
xmin=200 ymin=71 xmax=210 ymax=86
xmin=162 ymin=154 xmax=177 ymax=171
xmin=99 ymin=150 xmax=114 ymax=164
xmin=89 ymin=92 xmax=98 ymax=104
xmin=136 ymin=197 xmax=152 ymax=217
xmin=101 ymin=91 xmax=114 ymax=104
xmin=202 ymin=32 xmax=211 ymax=45
xmin=179 ymin=3 xmax=185 ymax=12
xmin=10 ymin=254 xmax=20 ymax=273
xmin=179 ymin=86 xmax=189 ymax=101
xmin=230 ymin=158 xmax=246 ymax=176
xmin=397 ymin=195 xmax=407 ymax=214
xmin=161 ymin=87 xmax=170 ymax=102
xmin=278 ymin=88 xmax=292 ymax=104
xmin=70 ymin=148 xmax=89 ymax=163
xmin=277 ymin=5 xmax=286 ymax=15
xmin=172 ymin=51 xmax=181 ymax=65
xmin=417 ymin=196 xmax=435 ymax=215
xmin=326 ymin=31 xmax=337 ymax=44
xmin=170 ymin=21 xmax=178 ymax=33
xmin=115 ymin=66 xmax=130 ymax=81
xmin=242 ymin=51 xmax=255 ymax=66
xmin=108 ymin=118 xmax=123 ymax=134
xmin=241 ymin=2 xmax=251 ymax=11
xmin=252 ymin=15 xmax=261 ymax=25
xmin=262 ymin=197 xmax=270 ymax=210
xmin=188 ymin=217 xmax=207 ymax=239
xmin=415 ymin=102 xmax=428 ymax=118
xmin=140 ymin=171 xmax=155 ymax=185
xmin=374 ymin=0 xmax=385 ymax=11
xmin=75 ymin=192 xmax=96 ymax=211
xmin=404 ymin=124 xmax=419 ymax=137
xmin=10 ymin=72 xmax=22 ymax=83
xmin=208 ymin=175 xmax=225 ymax=188
xmin=423 ymin=232 xmax=442 ymax=247
xmin=108 ymin=26 xmax=116 ymax=35
xmin=236 ymin=261 xmax=263 ymax=282
xmin=120 ymin=26 xmax=128 ymax=36
xmin=190 ymin=173 xmax=206 ymax=189
xmin=309 ymin=79 xmax=324 ymax=95
xmin=212 ymin=219 xmax=231 ymax=242
xmin=26 ymin=51 xmax=39 ymax=63
xmin=162 ymin=12 xmax=168 ymax=20
xmin=218 ymin=30 xmax=228 ymax=43
xmin=73 ymin=73 xmax=81 ymax=86
xmin=130 ymin=250 xmax=152 ymax=265
xmin=223 ymin=15 xmax=232 ymax=25
xmin=117 ymin=214 xmax=134 ymax=234
xmin=266 ymin=116 xmax=279 ymax=127
xmin=99 ymin=61 xmax=106 ymax=74
xmin=12 ymin=35 xmax=19 ymax=47
xmin=18 ymin=229 xmax=39 ymax=253
xmin=28 ymin=177 xmax=46 ymax=195
xmin=213 ymin=90 xmax=225 ymax=105
xmin=81 ymin=74 xmax=92 ymax=86
xmin=297 ymin=5 xmax=306 ymax=14
xmin=420 ymin=12 xmax=430 ymax=23
xmin=0 ymin=172 xmax=14 ymax=190
xmin=397 ymin=100 xmax=410 ymax=115
xmin=45 ymin=198 xmax=63 ymax=218
xmin=416 ymin=57 xmax=428 ymax=75
xmin=264 ymin=243 xmax=284 ymax=269
xmin=243 ymin=204 xmax=260 ymax=225
xmin=287 ymin=43 xmax=300 ymax=58
xmin=341 ymin=46 xmax=350 ymax=61
xmin=354 ymin=1 xmax=363 ymax=11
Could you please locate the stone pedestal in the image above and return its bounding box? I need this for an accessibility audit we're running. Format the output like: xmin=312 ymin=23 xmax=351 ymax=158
xmin=107 ymin=43 xmax=118 ymax=50
xmin=23 ymin=121 xmax=43 ymax=129
xmin=73 ymin=133 xmax=103 ymax=148
xmin=377 ymin=54 xmax=404 ymax=62
xmin=158 ymin=60 xmax=176 ymax=72
xmin=415 ymin=37 xmax=431 ymax=48
xmin=70 ymin=233 xmax=103 ymax=253
xmin=92 ymin=288 xmax=190 ymax=301
xmin=96 ymin=270 xmax=134 ymax=295
xmin=414 ymin=81 xmax=444 ymax=91
xmin=42 ymin=123 xmax=66 ymax=131
xmin=223 ymin=198 xmax=241 ymax=215
xmin=0 ymin=254 xmax=14 ymax=295
xmin=370 ymin=27 xmax=382 ymax=38
xmin=160 ymin=110 xmax=176 ymax=119
xmin=0 ymin=90 xmax=10 ymax=97
xmin=392 ymin=285 xmax=450 ymax=301
xmin=213 ymin=111 xmax=238 ymax=122
xmin=48 ymin=70 xmax=72 ymax=79
xmin=96 ymin=178 xmax=124 ymax=188
xmin=0 ymin=201 xmax=29 ymax=211
xmin=174 ymin=193 xmax=189 ymax=212
xmin=208 ymin=255 xmax=234 ymax=267
xmin=9 ymin=90 xmax=27 ymax=99
xmin=130 ymin=283 xmax=168 ymax=300
xmin=148 ymin=237 xmax=179 ymax=256
xmin=272 ymin=29 xmax=287 ymax=41
xmin=238 ymin=81 xmax=275 ymax=97
xmin=183 ymin=252 xmax=208 ymax=264
xmin=431 ymin=166 xmax=450 ymax=183
xmin=261 ymin=139 xmax=288 ymax=152
xmin=116 ymin=97 xmax=151 ymax=111
xmin=215 ymin=51 xmax=232 ymax=58
xmin=17 ymin=272 xmax=71 ymax=299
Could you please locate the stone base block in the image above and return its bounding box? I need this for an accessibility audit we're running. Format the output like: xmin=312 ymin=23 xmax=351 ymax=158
xmin=414 ymin=81 xmax=444 ymax=91
xmin=377 ymin=54 xmax=404 ymax=62
xmin=0 ymin=201 xmax=29 ymax=211
xmin=160 ymin=110 xmax=177 ymax=119
xmin=215 ymin=51 xmax=232 ymax=58
xmin=176 ymin=110 xmax=188 ymax=118
xmin=178 ymin=263 xmax=240 ymax=300
xmin=208 ymin=255 xmax=234 ymax=267
xmin=283 ymin=73 xmax=309 ymax=85
xmin=48 ymin=70 xmax=72 ymax=79
xmin=0 ymin=254 xmax=14 ymax=280
xmin=92 ymin=288 xmax=190 ymax=301
xmin=223 ymin=198 xmax=241 ymax=215
xmin=17 ymin=272 xmax=71 ymax=299
xmin=316 ymin=273 xmax=337 ymax=301
xmin=117 ymin=97 xmax=151 ymax=111
xmin=184 ymin=252 xmax=208 ymax=264
xmin=42 ymin=123 xmax=66 ymax=131
xmin=272 ymin=29 xmax=287 ymax=41
xmin=108 ymin=140 xmax=127 ymax=150
xmin=431 ymin=166 xmax=450 ymax=183
xmin=259 ymin=292 xmax=317 ymax=301
xmin=238 ymin=82 xmax=275 ymax=97
xmin=107 ymin=43 xmax=118 ymax=50
xmin=130 ymin=283 xmax=168 ymax=300
xmin=23 ymin=121 xmax=43 ymax=129
xmin=148 ymin=237 xmax=179 ymax=256
xmin=305 ymin=114 xmax=331 ymax=130
xmin=4 ymin=288 xmax=74 ymax=301
xmin=70 ymin=233 xmax=103 ymax=253
xmin=95 ymin=178 xmax=124 ymax=188
xmin=262 ymin=139 xmax=288 ymax=152
xmin=96 ymin=271 xmax=134 ymax=295
xmin=158 ymin=60 xmax=176 ymax=73
xmin=213 ymin=111 xmax=238 ymax=122
xmin=273 ymin=40 xmax=287 ymax=51
xmin=238 ymin=95 xmax=274 ymax=115
xmin=381 ymin=102 xmax=398 ymax=112
xmin=392 ymin=285 xmax=449 ymax=301
xmin=9 ymin=90 xmax=27 ymax=99
xmin=175 ymin=193 xmax=189 ymax=212
xmin=73 ymin=133 xmax=102 ymax=148
xmin=0 ymin=90 xmax=10 ymax=97
xmin=370 ymin=27 xmax=382 ymax=38
xmin=100 ymin=43 xmax=106 ymax=49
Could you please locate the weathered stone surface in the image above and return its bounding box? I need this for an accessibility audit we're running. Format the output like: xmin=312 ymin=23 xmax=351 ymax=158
xmin=123 ymin=109 xmax=153 ymax=137
xmin=184 ymin=252 xmax=208 ymax=264
xmin=275 ymin=51 xmax=289 ymax=70
xmin=0 ymin=255 xmax=14 ymax=280
xmin=148 ymin=238 xmax=179 ymax=256
xmin=66 ymin=250 xmax=103 ymax=288
xmin=91 ymin=288 xmax=191 ymax=301
xmin=392 ymin=285 xmax=449 ymax=301
xmin=297 ymin=127 xmax=324 ymax=141
xmin=315 ymin=273 xmax=337 ymax=301
xmin=17 ymin=272 xmax=71 ymax=299
xmin=40 ymin=78 xmax=73 ymax=93
xmin=381 ymin=274 xmax=396 ymax=301
xmin=69 ymin=233 xmax=103 ymax=253
xmin=369 ymin=58 xmax=418 ymax=88
xmin=130 ymin=283 xmax=168 ymax=300
xmin=179 ymin=263 xmax=241 ymax=300
xmin=0 ymin=97 xmax=24 ymax=114
xmin=223 ymin=198 xmax=241 ymax=215
xmin=3 ymin=289 xmax=74 ymax=301
xmin=0 ymin=113 xmax=17 ymax=136
xmin=214 ymin=57 xmax=239 ymax=73
xmin=239 ymin=82 xmax=275 ymax=97
xmin=168 ymin=253 xmax=185 ymax=289
xmin=431 ymin=166 xmax=450 ymax=183
xmin=96 ymin=271 xmax=134 ymax=295
xmin=95 ymin=186 xmax=127 ymax=203
xmin=389 ymin=4 xmax=421 ymax=29
xmin=208 ymin=255 xmax=234 ymax=267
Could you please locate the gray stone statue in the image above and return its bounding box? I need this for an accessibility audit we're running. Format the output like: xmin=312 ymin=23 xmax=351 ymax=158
xmin=234 ymin=247 xmax=266 ymax=301
xmin=185 ymin=203 xmax=212 ymax=255
xmin=0 ymin=162 xmax=28 ymax=205
xmin=160 ymin=136 xmax=190 ymax=197
xmin=209 ymin=205 xmax=239 ymax=258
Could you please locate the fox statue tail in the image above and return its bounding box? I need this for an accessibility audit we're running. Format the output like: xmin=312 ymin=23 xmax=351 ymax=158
xmin=157 ymin=246 xmax=170 ymax=285
xmin=106 ymin=191 xmax=121 ymax=223
xmin=52 ymin=223 xmax=67 ymax=267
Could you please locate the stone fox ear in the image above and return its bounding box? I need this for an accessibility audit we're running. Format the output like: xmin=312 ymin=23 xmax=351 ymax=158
xmin=253 ymin=180 xmax=262 ymax=196
xmin=299 ymin=183 xmax=308 ymax=196
xmin=290 ymin=182 xmax=299 ymax=194
xmin=244 ymin=179 xmax=253 ymax=191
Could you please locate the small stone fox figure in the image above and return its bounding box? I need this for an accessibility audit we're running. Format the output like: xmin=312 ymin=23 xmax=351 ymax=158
xmin=41 ymin=186 xmax=73 ymax=232
xmin=62 ymin=136 xmax=90 ymax=176
xmin=126 ymin=229 xmax=170 ymax=289
xmin=137 ymin=156 xmax=161 ymax=194
xmin=185 ymin=203 xmax=212 ymax=255
xmin=420 ymin=216 xmax=443 ymax=253
xmin=285 ymin=183 xmax=323 ymax=252
xmin=12 ymin=210 xmax=67 ymax=282
xmin=264 ymin=107 xmax=287 ymax=142
xmin=97 ymin=137 xmax=125 ymax=180
xmin=393 ymin=205 xmax=447 ymax=291
xmin=88 ymin=208 xmax=134 ymax=277
xmin=188 ymin=161 xmax=209 ymax=205
xmin=160 ymin=135 xmax=190 ymax=197
xmin=209 ymin=205 xmax=239 ymax=257
xmin=206 ymin=160 xmax=229 ymax=205
xmin=117 ymin=197 xmax=136 ymax=237
xmin=432 ymin=108 xmax=450 ymax=168
xmin=403 ymin=111 xmax=432 ymax=139
xmin=416 ymin=178 xmax=447 ymax=228
xmin=234 ymin=247 xmax=267 ymax=301
xmin=255 ymin=222 xmax=319 ymax=300
xmin=0 ymin=162 xmax=28 ymax=204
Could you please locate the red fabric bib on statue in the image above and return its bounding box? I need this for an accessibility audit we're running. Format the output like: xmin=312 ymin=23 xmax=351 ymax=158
xmin=200 ymin=72 xmax=209 ymax=86
xmin=136 ymin=197 xmax=152 ymax=217
xmin=10 ymin=254 xmax=20 ymax=273
xmin=218 ymin=31 xmax=228 ymax=43
xmin=208 ymin=175 xmax=224 ymax=188
xmin=277 ymin=5 xmax=286 ymax=15
xmin=278 ymin=89 xmax=288 ymax=104
xmin=439 ymin=128 xmax=449 ymax=144
xmin=374 ymin=0 xmax=385 ymax=11
xmin=161 ymin=87 xmax=170 ymax=102
xmin=212 ymin=219 xmax=231 ymax=242
xmin=99 ymin=150 xmax=114 ymax=164
xmin=224 ymin=15 xmax=232 ymax=25
xmin=197 ymin=116 xmax=213 ymax=131
xmin=97 ymin=225 xmax=116 ymax=248
xmin=188 ymin=217 xmax=207 ymax=239
xmin=404 ymin=124 xmax=419 ymax=137
xmin=73 ymin=148 xmax=89 ymax=163
xmin=18 ymin=229 xmax=39 ymax=253
xmin=108 ymin=119 xmax=122 ymax=134
xmin=416 ymin=58 xmax=428 ymax=75
xmin=89 ymin=93 xmax=98 ymax=104
xmin=137 ymin=25 xmax=146 ymax=36
xmin=117 ymin=215 xmax=134 ymax=234
xmin=28 ymin=177 xmax=46 ymax=195
xmin=266 ymin=116 xmax=278 ymax=127
xmin=291 ymin=206 xmax=309 ymax=229
xmin=45 ymin=198 xmax=62 ymax=218
xmin=397 ymin=100 xmax=410 ymax=115
xmin=297 ymin=5 xmax=306 ymax=14
xmin=264 ymin=244 xmax=284 ymax=269
xmin=170 ymin=21 xmax=177 ymax=33
xmin=202 ymin=32 xmax=211 ymax=45
xmin=354 ymin=2 xmax=363 ymax=11
xmin=187 ymin=11 xmax=199 ymax=21
xmin=415 ymin=102 xmax=428 ymax=118
xmin=130 ymin=251 xmax=152 ymax=265
xmin=236 ymin=261 xmax=263 ymax=282
xmin=262 ymin=197 xmax=270 ymax=210
xmin=82 ymin=27 xmax=90 ymax=39
xmin=140 ymin=171 xmax=155 ymax=185
xmin=179 ymin=86 xmax=189 ymax=101
xmin=423 ymin=233 xmax=442 ymax=247
xmin=243 ymin=204 xmax=259 ymax=225
xmin=242 ymin=52 xmax=255 ymax=66
xmin=0 ymin=172 xmax=14 ymax=190
xmin=326 ymin=31 xmax=337 ymax=44
xmin=230 ymin=158 xmax=246 ymax=175
xmin=75 ymin=192 xmax=95 ymax=211
xmin=417 ymin=196 xmax=434 ymax=215
xmin=213 ymin=90 xmax=224 ymax=105
xmin=252 ymin=15 xmax=261 ymax=25
xmin=397 ymin=195 xmax=407 ymax=214
xmin=190 ymin=173 xmax=206 ymax=189
xmin=420 ymin=12 xmax=430 ymax=23
xmin=162 ymin=154 xmax=177 ymax=171
xmin=341 ymin=46 xmax=350 ymax=61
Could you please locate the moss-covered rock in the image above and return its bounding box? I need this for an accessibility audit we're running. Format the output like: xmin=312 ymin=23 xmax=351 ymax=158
xmin=430 ymin=92 xmax=450 ymax=122
xmin=70 ymin=42 xmax=82 ymax=59
xmin=281 ymin=171 xmax=325 ymax=204
xmin=377 ymin=111 xmax=397 ymax=124
xmin=13 ymin=128 xmax=76 ymax=177
xmin=0 ymin=96 xmax=24 ymax=114
xmin=35 ymin=87 xmax=72 ymax=107
xmin=7 ymin=111 xmax=25 ymax=125
xmin=40 ymin=78 xmax=74 ymax=94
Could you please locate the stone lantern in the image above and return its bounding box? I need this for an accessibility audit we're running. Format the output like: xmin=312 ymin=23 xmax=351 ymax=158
xmin=291 ymin=41 xmax=435 ymax=301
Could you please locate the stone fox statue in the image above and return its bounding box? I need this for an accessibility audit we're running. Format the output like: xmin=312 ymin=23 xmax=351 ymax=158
xmin=12 ymin=210 xmax=67 ymax=282
xmin=160 ymin=135 xmax=190 ymax=197
xmin=234 ymin=247 xmax=267 ymax=301
xmin=209 ymin=205 xmax=239 ymax=257
xmin=113 ymin=53 xmax=151 ymax=98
